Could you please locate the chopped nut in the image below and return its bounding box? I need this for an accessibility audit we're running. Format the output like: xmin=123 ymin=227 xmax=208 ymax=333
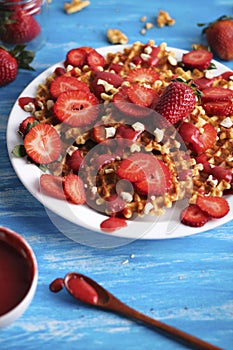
xmin=145 ymin=22 xmax=154 ymax=30
xmin=64 ymin=0 xmax=90 ymax=14
xmin=140 ymin=28 xmax=146 ymax=35
xmin=107 ymin=29 xmax=128 ymax=45
xmin=157 ymin=10 xmax=175 ymax=27
xmin=140 ymin=16 xmax=147 ymax=22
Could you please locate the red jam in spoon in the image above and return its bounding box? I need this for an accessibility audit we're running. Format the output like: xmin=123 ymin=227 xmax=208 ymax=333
xmin=0 ymin=240 xmax=32 ymax=316
xmin=50 ymin=273 xmax=99 ymax=305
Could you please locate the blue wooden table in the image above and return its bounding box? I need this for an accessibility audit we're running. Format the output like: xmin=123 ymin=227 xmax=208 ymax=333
xmin=1 ymin=0 xmax=233 ymax=349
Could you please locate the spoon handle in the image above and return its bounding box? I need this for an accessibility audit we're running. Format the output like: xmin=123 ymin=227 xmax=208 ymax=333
xmin=106 ymin=295 xmax=222 ymax=350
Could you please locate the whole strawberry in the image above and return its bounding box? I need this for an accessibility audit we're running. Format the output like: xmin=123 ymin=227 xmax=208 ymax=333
xmin=154 ymin=80 xmax=196 ymax=125
xmin=0 ymin=11 xmax=41 ymax=45
xmin=0 ymin=45 xmax=34 ymax=86
xmin=199 ymin=15 xmax=233 ymax=61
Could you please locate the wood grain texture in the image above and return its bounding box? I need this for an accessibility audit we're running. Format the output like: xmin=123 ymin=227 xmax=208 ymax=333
xmin=0 ymin=0 xmax=233 ymax=349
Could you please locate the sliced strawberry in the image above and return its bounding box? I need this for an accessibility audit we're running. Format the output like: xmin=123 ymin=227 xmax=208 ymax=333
xmin=54 ymin=67 xmax=66 ymax=76
xmin=107 ymin=63 xmax=123 ymax=74
xmin=64 ymin=174 xmax=86 ymax=204
xmin=193 ymin=76 xmax=218 ymax=90
xmin=201 ymin=87 xmax=233 ymax=103
xmin=182 ymin=49 xmax=213 ymax=70
xmin=116 ymin=152 xmax=160 ymax=183
xmin=50 ymin=75 xmax=90 ymax=99
xmin=196 ymin=195 xmax=230 ymax=218
xmin=92 ymin=123 xmax=115 ymax=143
xmin=115 ymin=124 xmax=143 ymax=142
xmin=67 ymin=149 xmax=84 ymax=172
xmin=178 ymin=122 xmax=205 ymax=154
xmin=65 ymin=48 xmax=87 ymax=67
xmin=105 ymin=194 xmax=126 ymax=216
xmin=220 ymin=71 xmax=233 ymax=81
xmin=199 ymin=124 xmax=217 ymax=151
xmin=18 ymin=96 xmax=36 ymax=110
xmin=40 ymin=174 xmax=65 ymax=199
xmin=53 ymin=90 xmax=99 ymax=127
xmin=91 ymin=71 xmax=124 ymax=99
xmin=87 ymin=49 xmax=106 ymax=69
xmin=203 ymin=99 xmax=232 ymax=116
xmin=100 ymin=217 xmax=127 ymax=232
xmin=180 ymin=204 xmax=210 ymax=227
xmin=135 ymin=159 xmax=172 ymax=195
xmin=141 ymin=45 xmax=161 ymax=67
xmin=24 ymin=123 xmax=61 ymax=164
xmin=126 ymin=67 xmax=160 ymax=84
xmin=195 ymin=153 xmax=212 ymax=173
xmin=127 ymin=84 xmax=158 ymax=107
xmin=211 ymin=166 xmax=232 ymax=183
xmin=95 ymin=154 xmax=116 ymax=169
xmin=113 ymin=86 xmax=152 ymax=118
xmin=19 ymin=116 xmax=37 ymax=136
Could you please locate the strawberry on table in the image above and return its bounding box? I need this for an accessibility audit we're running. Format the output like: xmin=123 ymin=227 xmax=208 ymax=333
xmin=24 ymin=123 xmax=62 ymax=164
xmin=196 ymin=195 xmax=230 ymax=218
xmin=53 ymin=90 xmax=99 ymax=127
xmin=0 ymin=12 xmax=41 ymax=44
xmin=0 ymin=45 xmax=34 ymax=86
xmin=182 ymin=49 xmax=213 ymax=70
xmin=199 ymin=15 xmax=233 ymax=61
xmin=180 ymin=204 xmax=210 ymax=227
xmin=154 ymin=80 xmax=196 ymax=125
xmin=63 ymin=174 xmax=86 ymax=204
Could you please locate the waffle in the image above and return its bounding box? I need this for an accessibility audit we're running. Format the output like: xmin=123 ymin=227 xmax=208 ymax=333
xmin=19 ymin=41 xmax=233 ymax=221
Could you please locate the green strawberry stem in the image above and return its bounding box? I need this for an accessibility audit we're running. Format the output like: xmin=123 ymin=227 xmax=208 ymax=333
xmin=0 ymin=44 xmax=35 ymax=71
xmin=197 ymin=15 xmax=232 ymax=33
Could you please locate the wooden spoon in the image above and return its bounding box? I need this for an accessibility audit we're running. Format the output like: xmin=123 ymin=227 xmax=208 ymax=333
xmin=50 ymin=272 xmax=222 ymax=350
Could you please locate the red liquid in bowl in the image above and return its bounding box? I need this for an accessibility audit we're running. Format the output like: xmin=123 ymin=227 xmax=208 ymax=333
xmin=0 ymin=240 xmax=32 ymax=316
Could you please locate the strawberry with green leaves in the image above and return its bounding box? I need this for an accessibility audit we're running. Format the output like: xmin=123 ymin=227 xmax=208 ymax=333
xmin=0 ymin=45 xmax=34 ymax=86
xmin=198 ymin=15 xmax=233 ymax=61
xmin=154 ymin=80 xmax=197 ymax=125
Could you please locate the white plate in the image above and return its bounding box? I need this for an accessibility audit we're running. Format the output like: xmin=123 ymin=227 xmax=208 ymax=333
xmin=6 ymin=45 xmax=233 ymax=241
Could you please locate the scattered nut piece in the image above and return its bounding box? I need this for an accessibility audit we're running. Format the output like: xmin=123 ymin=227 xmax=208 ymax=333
xmin=140 ymin=16 xmax=147 ymax=22
xmin=64 ymin=0 xmax=90 ymax=14
xmin=107 ymin=29 xmax=128 ymax=44
xmin=145 ymin=22 xmax=154 ymax=30
xmin=192 ymin=43 xmax=208 ymax=51
xmin=157 ymin=10 xmax=175 ymax=27
xmin=140 ymin=28 xmax=146 ymax=35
